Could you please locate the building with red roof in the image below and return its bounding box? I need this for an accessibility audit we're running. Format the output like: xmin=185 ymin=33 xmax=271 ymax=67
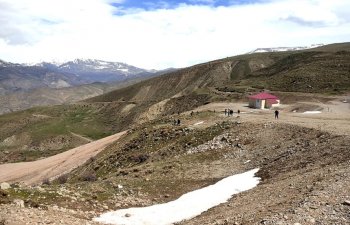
xmin=248 ymin=92 xmax=280 ymax=109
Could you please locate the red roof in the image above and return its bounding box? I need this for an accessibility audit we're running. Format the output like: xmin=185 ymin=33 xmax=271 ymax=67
xmin=249 ymin=92 xmax=279 ymax=100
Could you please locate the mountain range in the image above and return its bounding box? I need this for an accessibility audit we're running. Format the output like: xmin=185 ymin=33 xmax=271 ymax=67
xmin=0 ymin=59 xmax=159 ymax=93
xmin=0 ymin=59 xmax=174 ymax=114
xmin=35 ymin=59 xmax=157 ymax=83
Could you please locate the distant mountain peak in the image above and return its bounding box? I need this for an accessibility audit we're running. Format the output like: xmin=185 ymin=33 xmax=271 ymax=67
xmin=249 ymin=44 xmax=324 ymax=54
xmin=0 ymin=59 xmax=8 ymax=66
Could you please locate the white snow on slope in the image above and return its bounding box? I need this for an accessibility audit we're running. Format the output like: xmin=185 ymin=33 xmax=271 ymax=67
xmin=303 ymin=111 xmax=322 ymax=114
xmin=94 ymin=168 xmax=260 ymax=225
xmin=249 ymin=44 xmax=324 ymax=54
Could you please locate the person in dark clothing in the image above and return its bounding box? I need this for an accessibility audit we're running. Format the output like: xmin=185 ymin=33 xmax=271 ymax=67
xmin=274 ymin=110 xmax=279 ymax=119
xmin=237 ymin=109 xmax=240 ymax=114
xmin=177 ymin=119 xmax=181 ymax=125
xmin=224 ymin=109 xmax=227 ymax=116
xmin=230 ymin=109 xmax=233 ymax=116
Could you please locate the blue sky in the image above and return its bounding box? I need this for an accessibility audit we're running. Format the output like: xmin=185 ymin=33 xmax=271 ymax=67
xmin=0 ymin=0 xmax=349 ymax=69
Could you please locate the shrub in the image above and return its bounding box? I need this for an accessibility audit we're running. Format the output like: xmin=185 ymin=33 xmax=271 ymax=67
xmin=57 ymin=174 xmax=68 ymax=184
xmin=80 ymin=171 xmax=97 ymax=182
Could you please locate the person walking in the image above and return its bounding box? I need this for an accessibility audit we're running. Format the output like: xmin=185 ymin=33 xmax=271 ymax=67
xmin=274 ymin=110 xmax=279 ymax=119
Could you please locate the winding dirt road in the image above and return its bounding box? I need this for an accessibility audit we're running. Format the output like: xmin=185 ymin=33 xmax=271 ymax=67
xmin=0 ymin=130 xmax=127 ymax=185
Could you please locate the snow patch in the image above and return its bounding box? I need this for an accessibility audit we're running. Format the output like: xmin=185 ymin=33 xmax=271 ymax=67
xmin=193 ymin=121 xmax=204 ymax=126
xmin=303 ymin=111 xmax=322 ymax=114
xmin=94 ymin=169 xmax=260 ymax=225
xmin=249 ymin=44 xmax=324 ymax=54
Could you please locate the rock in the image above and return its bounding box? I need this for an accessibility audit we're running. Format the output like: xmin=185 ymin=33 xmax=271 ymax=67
xmin=36 ymin=186 xmax=45 ymax=192
xmin=125 ymin=213 xmax=131 ymax=217
xmin=13 ymin=199 xmax=25 ymax=208
xmin=117 ymin=185 xmax=123 ymax=189
xmin=308 ymin=218 xmax=316 ymax=223
xmin=343 ymin=200 xmax=350 ymax=206
xmin=0 ymin=182 xmax=10 ymax=190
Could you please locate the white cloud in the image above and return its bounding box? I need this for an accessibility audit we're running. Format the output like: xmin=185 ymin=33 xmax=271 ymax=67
xmin=0 ymin=0 xmax=349 ymax=69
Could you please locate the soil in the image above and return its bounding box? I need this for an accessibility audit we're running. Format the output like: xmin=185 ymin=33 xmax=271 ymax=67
xmin=0 ymin=131 xmax=127 ymax=185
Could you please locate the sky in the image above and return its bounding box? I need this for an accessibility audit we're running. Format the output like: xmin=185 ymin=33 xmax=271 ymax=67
xmin=0 ymin=0 xmax=349 ymax=69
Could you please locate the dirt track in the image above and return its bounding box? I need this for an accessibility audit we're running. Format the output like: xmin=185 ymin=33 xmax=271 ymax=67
xmin=190 ymin=100 xmax=350 ymax=136
xmin=0 ymin=130 xmax=127 ymax=185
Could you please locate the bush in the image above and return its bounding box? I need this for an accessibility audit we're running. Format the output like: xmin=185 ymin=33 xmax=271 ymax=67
xmin=57 ymin=174 xmax=68 ymax=184
xmin=80 ymin=171 xmax=97 ymax=182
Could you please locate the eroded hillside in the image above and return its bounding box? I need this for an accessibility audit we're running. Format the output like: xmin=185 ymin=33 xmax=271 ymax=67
xmin=1 ymin=108 xmax=349 ymax=224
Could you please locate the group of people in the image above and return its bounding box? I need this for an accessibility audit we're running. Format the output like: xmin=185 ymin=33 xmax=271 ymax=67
xmin=173 ymin=119 xmax=181 ymax=126
xmin=224 ymin=108 xmax=279 ymax=119
xmin=224 ymin=109 xmax=240 ymax=116
xmin=172 ymin=108 xmax=279 ymax=126
xmin=224 ymin=109 xmax=234 ymax=116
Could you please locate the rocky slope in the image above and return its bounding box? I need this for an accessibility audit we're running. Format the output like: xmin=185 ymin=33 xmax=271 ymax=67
xmin=0 ymin=109 xmax=349 ymax=224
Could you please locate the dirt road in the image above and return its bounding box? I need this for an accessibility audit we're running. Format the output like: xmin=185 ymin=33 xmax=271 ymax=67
xmin=189 ymin=100 xmax=350 ymax=136
xmin=0 ymin=130 xmax=127 ymax=185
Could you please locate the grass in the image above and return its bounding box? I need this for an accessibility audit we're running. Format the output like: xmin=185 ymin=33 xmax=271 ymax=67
xmin=0 ymin=103 xmax=118 ymax=162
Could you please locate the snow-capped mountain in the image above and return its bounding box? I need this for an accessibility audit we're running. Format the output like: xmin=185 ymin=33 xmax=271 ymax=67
xmin=0 ymin=60 xmax=84 ymax=95
xmin=0 ymin=59 xmax=20 ymax=67
xmin=60 ymin=59 xmax=147 ymax=74
xmin=36 ymin=59 xmax=155 ymax=83
xmin=249 ymin=44 xmax=324 ymax=54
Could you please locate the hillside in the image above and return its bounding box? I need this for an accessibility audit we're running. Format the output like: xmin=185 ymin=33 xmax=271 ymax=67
xmin=1 ymin=101 xmax=349 ymax=224
xmin=0 ymin=77 xmax=149 ymax=115
xmin=90 ymin=43 xmax=350 ymax=102
xmin=85 ymin=43 xmax=350 ymax=127
xmin=0 ymin=43 xmax=349 ymax=164
xmin=0 ymin=43 xmax=349 ymax=225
